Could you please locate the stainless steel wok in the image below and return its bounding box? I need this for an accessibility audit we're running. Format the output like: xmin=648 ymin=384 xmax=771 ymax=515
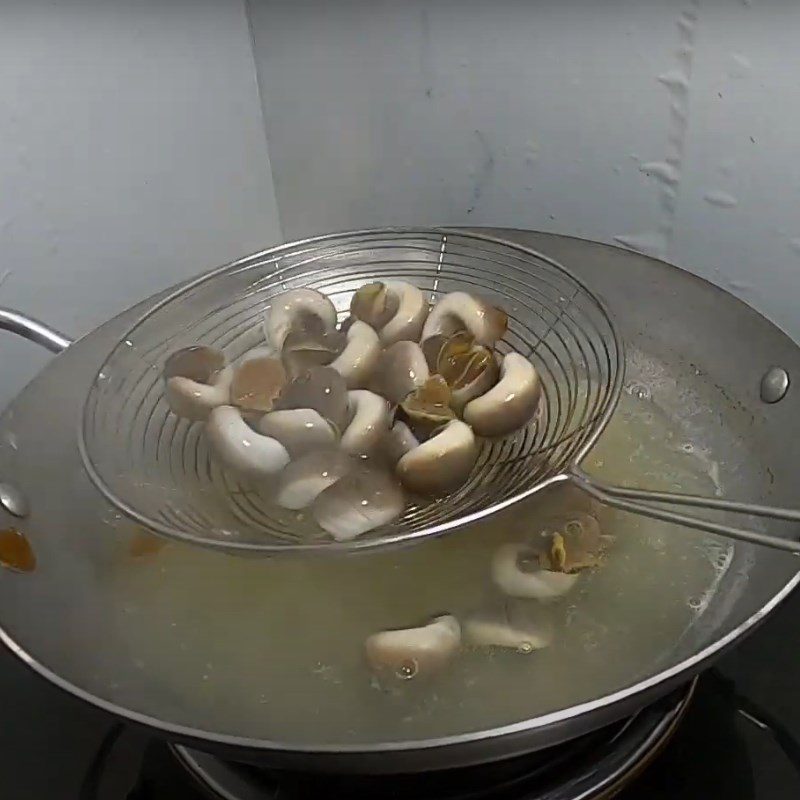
xmin=0 ymin=229 xmax=798 ymax=773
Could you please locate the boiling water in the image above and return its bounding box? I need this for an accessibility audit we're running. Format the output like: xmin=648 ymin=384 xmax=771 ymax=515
xmin=109 ymin=390 xmax=732 ymax=744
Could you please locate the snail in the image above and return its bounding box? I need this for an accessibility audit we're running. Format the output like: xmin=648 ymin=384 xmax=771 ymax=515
xmin=263 ymin=288 xmax=337 ymax=352
xmin=396 ymin=419 xmax=477 ymax=495
xmin=275 ymin=449 xmax=353 ymax=510
xmin=169 ymin=279 xmax=549 ymax=543
xmin=463 ymin=353 xmax=541 ymax=437
xmin=464 ymin=602 xmax=554 ymax=652
xmin=280 ymin=318 xmax=345 ymax=379
xmin=329 ymin=320 xmax=382 ymax=389
xmin=257 ymin=408 xmax=338 ymax=458
xmin=229 ymin=355 xmax=287 ymax=414
xmin=163 ymin=346 xmax=233 ymax=421
xmin=397 ymin=375 xmax=455 ymax=441
xmin=205 ymin=406 xmax=289 ymax=478
xmin=274 ymin=366 xmax=350 ymax=432
xmin=340 ymin=390 xmax=391 ymax=457
xmin=491 ymin=510 xmax=607 ymax=601
xmin=422 ymin=331 xmax=500 ymax=415
xmin=491 ymin=542 xmax=580 ymax=601
xmin=350 ymin=281 xmax=429 ymax=346
xmin=421 ymin=292 xmax=507 ymax=347
xmin=365 ymin=615 xmax=461 ymax=680
xmin=380 ymin=421 xmax=420 ymax=467
xmin=313 ymin=463 xmax=405 ymax=541
xmin=371 ymin=341 xmax=429 ymax=405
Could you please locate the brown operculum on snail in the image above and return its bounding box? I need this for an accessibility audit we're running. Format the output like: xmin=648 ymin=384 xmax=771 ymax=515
xmin=420 ymin=331 xmax=501 ymax=416
xmin=365 ymin=615 xmax=461 ymax=680
xmin=163 ymin=346 xmax=233 ymax=421
xmin=491 ymin=511 xmax=608 ymax=601
xmin=491 ymin=542 xmax=580 ymax=601
xmin=534 ymin=512 xmax=608 ymax=573
xmin=435 ymin=330 xmax=477 ymax=382
xmin=396 ymin=375 xmax=455 ymax=441
xmin=439 ymin=332 xmax=500 ymax=416
xmin=421 ymin=333 xmax=450 ymax=373
xmin=350 ymin=282 xmax=399 ymax=330
xmin=421 ymin=329 xmax=473 ymax=379
xmin=229 ymin=356 xmax=287 ymax=413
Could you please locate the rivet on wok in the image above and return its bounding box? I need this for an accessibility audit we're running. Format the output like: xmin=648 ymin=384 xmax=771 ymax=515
xmin=0 ymin=483 xmax=29 ymax=518
xmin=760 ymin=367 xmax=790 ymax=404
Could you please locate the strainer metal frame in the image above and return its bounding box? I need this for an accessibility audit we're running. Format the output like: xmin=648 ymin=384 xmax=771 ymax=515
xmin=77 ymin=228 xmax=800 ymax=555
xmin=76 ymin=228 xmax=624 ymax=554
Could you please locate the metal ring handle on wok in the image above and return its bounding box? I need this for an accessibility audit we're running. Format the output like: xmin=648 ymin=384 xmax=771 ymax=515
xmin=2 ymin=228 xmax=800 ymax=555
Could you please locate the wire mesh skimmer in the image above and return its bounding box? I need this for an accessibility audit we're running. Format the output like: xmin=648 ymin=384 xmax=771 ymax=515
xmin=80 ymin=229 xmax=800 ymax=555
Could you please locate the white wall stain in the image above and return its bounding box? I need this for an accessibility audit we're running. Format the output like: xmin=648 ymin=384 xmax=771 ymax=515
xmin=466 ymin=130 xmax=495 ymax=216
xmin=614 ymin=0 xmax=700 ymax=259
xmin=657 ymin=70 xmax=689 ymax=92
xmin=419 ymin=5 xmax=434 ymax=98
xmin=640 ymin=161 xmax=680 ymax=185
xmin=703 ymin=190 xmax=739 ymax=209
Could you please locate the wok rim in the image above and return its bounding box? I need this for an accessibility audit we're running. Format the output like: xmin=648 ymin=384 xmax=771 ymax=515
xmin=1 ymin=546 xmax=797 ymax=758
xmin=2 ymin=229 xmax=798 ymax=763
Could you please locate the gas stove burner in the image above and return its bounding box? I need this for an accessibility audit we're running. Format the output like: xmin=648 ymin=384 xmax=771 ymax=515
xmin=172 ymin=680 xmax=695 ymax=800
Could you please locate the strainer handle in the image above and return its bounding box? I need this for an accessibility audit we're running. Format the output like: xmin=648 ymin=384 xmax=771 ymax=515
xmin=0 ymin=308 xmax=72 ymax=353
xmin=569 ymin=467 xmax=800 ymax=554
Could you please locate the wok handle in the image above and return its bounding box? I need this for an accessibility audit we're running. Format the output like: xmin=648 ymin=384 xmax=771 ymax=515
xmin=0 ymin=308 xmax=72 ymax=353
xmin=569 ymin=467 xmax=800 ymax=554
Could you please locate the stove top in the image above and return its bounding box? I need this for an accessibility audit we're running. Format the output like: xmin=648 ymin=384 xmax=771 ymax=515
xmin=3 ymin=590 xmax=800 ymax=800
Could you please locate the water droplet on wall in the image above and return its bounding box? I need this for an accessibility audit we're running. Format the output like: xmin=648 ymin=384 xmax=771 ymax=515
xmin=640 ymin=161 xmax=680 ymax=185
xmin=703 ymin=190 xmax=738 ymax=209
xmin=657 ymin=70 xmax=689 ymax=91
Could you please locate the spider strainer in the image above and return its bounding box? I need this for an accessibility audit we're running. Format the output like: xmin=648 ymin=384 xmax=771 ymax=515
xmin=79 ymin=228 xmax=624 ymax=554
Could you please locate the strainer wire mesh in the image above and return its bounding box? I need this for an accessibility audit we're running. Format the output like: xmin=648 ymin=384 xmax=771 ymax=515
xmin=79 ymin=229 xmax=624 ymax=554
